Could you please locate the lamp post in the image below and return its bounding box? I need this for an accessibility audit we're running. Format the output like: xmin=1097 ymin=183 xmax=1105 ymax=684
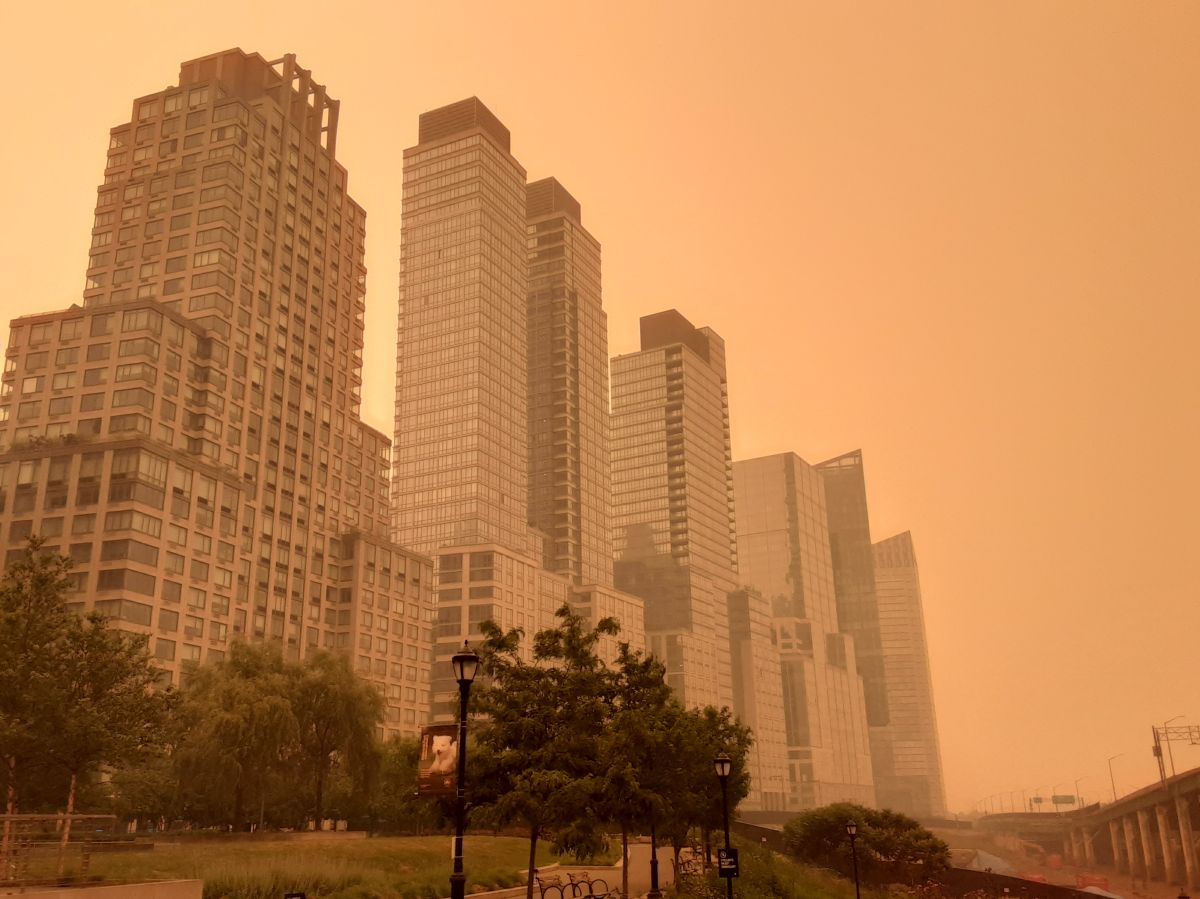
xmin=648 ymin=821 xmax=660 ymax=899
xmin=449 ymin=642 xmax=480 ymax=899
xmin=714 ymin=753 xmax=733 ymax=899
xmin=1107 ymin=754 xmax=1124 ymax=802
xmin=846 ymin=821 xmax=861 ymax=899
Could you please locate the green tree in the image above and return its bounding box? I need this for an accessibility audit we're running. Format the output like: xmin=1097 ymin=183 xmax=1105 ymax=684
xmin=291 ymin=650 xmax=384 ymax=824
xmin=597 ymin=644 xmax=676 ymax=898
xmin=782 ymin=802 xmax=951 ymax=885
xmin=174 ymin=641 xmax=297 ymax=828
xmin=653 ymin=705 xmax=753 ymax=870
xmin=371 ymin=735 xmax=446 ymax=833
xmin=473 ymin=606 xmax=619 ymax=899
xmin=0 ymin=537 xmax=75 ymax=829
xmin=45 ymin=612 xmax=166 ymax=865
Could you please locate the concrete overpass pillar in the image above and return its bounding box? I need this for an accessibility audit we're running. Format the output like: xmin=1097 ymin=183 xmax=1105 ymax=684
xmin=1123 ymin=814 xmax=1141 ymax=877
xmin=1157 ymin=802 xmax=1179 ymax=885
xmin=1111 ymin=819 xmax=1128 ymax=873
xmin=1075 ymin=825 xmax=1094 ymax=864
xmin=1137 ymin=807 xmax=1158 ymax=880
xmin=1177 ymin=794 xmax=1200 ymax=889
xmin=1084 ymin=827 xmax=1097 ymax=867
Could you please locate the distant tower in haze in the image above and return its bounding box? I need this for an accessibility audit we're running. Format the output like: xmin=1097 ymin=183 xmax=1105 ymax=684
xmin=0 ymin=49 xmax=435 ymax=736
xmin=611 ymin=310 xmax=737 ymax=709
xmin=871 ymin=531 xmax=946 ymax=817
xmin=817 ymin=451 xmax=890 ymax=725
xmin=734 ymin=453 xmax=875 ymax=809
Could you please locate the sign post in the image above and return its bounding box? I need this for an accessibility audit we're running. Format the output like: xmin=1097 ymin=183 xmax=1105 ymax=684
xmin=717 ymin=848 xmax=740 ymax=878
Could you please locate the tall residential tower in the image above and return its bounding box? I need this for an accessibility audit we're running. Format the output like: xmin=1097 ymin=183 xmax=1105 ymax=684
xmin=393 ymin=101 xmax=642 ymax=710
xmin=611 ymin=310 xmax=737 ymax=709
xmin=0 ymin=50 xmax=435 ymax=736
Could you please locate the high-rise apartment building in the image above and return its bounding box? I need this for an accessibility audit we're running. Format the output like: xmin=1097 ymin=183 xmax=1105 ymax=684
xmin=392 ymin=100 xmax=642 ymax=710
xmin=392 ymin=98 xmax=531 ymax=557
xmin=526 ymin=177 xmax=613 ymax=589
xmin=734 ymin=453 xmax=875 ymax=809
xmin=871 ymin=531 xmax=946 ymax=818
xmin=0 ymin=50 xmax=435 ymax=737
xmin=611 ymin=310 xmax=736 ymax=709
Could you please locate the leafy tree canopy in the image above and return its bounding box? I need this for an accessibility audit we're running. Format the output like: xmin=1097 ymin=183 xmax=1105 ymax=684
xmin=782 ymin=802 xmax=951 ymax=885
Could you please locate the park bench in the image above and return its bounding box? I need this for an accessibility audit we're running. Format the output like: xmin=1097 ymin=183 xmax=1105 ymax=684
xmin=567 ymin=871 xmax=610 ymax=899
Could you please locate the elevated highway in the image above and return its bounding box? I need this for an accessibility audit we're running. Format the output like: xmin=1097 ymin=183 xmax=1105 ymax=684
xmin=977 ymin=766 xmax=1200 ymax=889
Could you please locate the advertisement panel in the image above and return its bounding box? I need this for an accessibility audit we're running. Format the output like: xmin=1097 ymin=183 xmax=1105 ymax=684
xmin=417 ymin=723 xmax=460 ymax=796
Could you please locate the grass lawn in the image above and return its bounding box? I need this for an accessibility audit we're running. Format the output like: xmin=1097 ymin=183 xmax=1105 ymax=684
xmin=84 ymin=834 xmax=557 ymax=899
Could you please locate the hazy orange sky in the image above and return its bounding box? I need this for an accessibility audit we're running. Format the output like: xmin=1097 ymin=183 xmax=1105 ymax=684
xmin=3 ymin=1 xmax=1197 ymax=813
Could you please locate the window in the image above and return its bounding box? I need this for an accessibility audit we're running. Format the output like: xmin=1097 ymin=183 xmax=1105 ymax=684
xmin=55 ymin=348 xmax=79 ymax=368
xmin=59 ymin=319 xmax=84 ymax=341
xmin=86 ymin=344 xmax=111 ymax=362
xmin=72 ymin=514 xmax=96 ymax=535
xmin=83 ymin=368 xmax=108 ymax=386
xmin=96 ymin=568 xmax=156 ymax=596
xmin=80 ymin=393 xmax=104 ymax=412
xmin=52 ymin=372 xmax=77 ymax=390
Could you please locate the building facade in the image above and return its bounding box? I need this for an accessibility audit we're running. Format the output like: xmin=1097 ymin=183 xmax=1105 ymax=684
xmin=871 ymin=531 xmax=946 ymax=818
xmin=392 ymin=100 xmax=642 ymax=712
xmin=733 ymin=453 xmax=875 ymax=809
xmin=611 ymin=310 xmax=737 ymax=709
xmin=526 ymin=177 xmax=613 ymax=589
xmin=728 ymin=587 xmax=790 ymax=811
xmin=0 ymin=50 xmax=435 ymax=737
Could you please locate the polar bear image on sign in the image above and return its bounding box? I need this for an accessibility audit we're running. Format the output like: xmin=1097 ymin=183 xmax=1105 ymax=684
xmin=427 ymin=734 xmax=458 ymax=774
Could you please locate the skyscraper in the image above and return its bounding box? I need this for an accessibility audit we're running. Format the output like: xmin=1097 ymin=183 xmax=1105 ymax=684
xmin=734 ymin=453 xmax=875 ymax=809
xmin=817 ymin=450 xmax=889 ymax=727
xmin=392 ymin=100 xmax=642 ymax=710
xmin=392 ymin=98 xmax=531 ymax=557
xmin=611 ymin=310 xmax=737 ymax=709
xmin=0 ymin=50 xmax=435 ymax=737
xmin=526 ymin=177 xmax=613 ymax=588
xmin=871 ymin=531 xmax=946 ymax=818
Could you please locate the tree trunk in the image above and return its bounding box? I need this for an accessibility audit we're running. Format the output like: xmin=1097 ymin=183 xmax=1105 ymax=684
xmin=56 ymin=772 xmax=77 ymax=878
xmin=2 ymin=757 xmax=16 ymax=867
xmin=232 ymin=783 xmax=244 ymax=831
xmin=315 ymin=763 xmax=326 ymax=826
xmin=621 ymin=827 xmax=629 ymax=899
xmin=526 ymin=824 xmax=540 ymax=899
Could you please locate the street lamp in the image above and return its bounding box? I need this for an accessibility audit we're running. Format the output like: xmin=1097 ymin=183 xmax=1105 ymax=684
xmin=846 ymin=821 xmax=861 ymax=899
xmin=714 ymin=753 xmax=733 ymax=899
xmin=449 ymin=641 xmax=480 ymax=899
xmin=1107 ymin=754 xmax=1124 ymax=802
